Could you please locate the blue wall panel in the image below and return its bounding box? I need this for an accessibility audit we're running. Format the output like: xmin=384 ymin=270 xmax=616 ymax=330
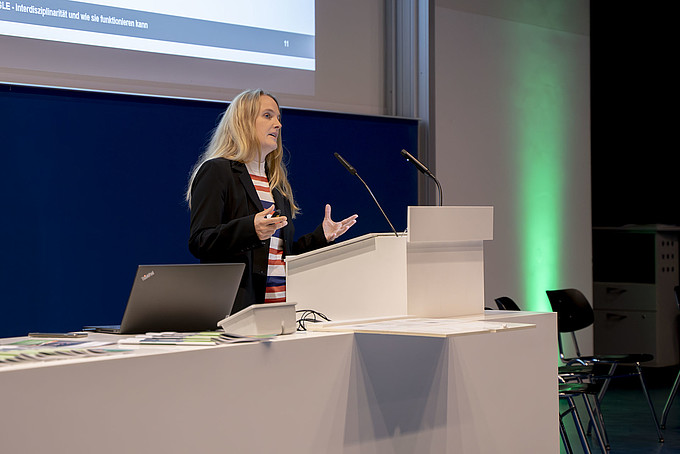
xmin=0 ymin=85 xmax=418 ymax=337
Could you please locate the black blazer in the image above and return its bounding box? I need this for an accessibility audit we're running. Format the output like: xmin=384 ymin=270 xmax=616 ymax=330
xmin=189 ymin=158 xmax=328 ymax=313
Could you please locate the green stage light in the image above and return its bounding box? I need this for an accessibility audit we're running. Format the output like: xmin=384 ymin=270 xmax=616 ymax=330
xmin=512 ymin=37 xmax=567 ymax=312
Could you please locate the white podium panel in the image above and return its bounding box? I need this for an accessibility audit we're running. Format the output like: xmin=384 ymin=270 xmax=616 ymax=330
xmin=286 ymin=206 xmax=493 ymax=321
xmin=407 ymin=205 xmax=494 ymax=243
xmin=287 ymin=233 xmax=409 ymax=320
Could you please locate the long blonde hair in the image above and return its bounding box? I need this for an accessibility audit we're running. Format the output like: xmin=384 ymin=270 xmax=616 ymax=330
xmin=186 ymin=89 xmax=298 ymax=215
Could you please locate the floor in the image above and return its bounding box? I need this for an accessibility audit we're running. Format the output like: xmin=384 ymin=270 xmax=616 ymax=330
xmin=561 ymin=365 xmax=680 ymax=453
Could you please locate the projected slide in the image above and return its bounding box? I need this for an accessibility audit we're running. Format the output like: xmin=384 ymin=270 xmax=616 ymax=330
xmin=0 ymin=0 xmax=315 ymax=70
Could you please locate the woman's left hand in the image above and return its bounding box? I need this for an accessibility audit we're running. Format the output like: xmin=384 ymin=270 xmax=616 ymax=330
xmin=322 ymin=204 xmax=358 ymax=242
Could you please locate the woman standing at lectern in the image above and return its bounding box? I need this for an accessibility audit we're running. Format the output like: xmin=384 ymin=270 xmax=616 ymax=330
xmin=186 ymin=89 xmax=357 ymax=314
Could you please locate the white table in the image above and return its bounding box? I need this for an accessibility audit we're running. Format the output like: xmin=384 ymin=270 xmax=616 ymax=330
xmin=0 ymin=311 xmax=557 ymax=453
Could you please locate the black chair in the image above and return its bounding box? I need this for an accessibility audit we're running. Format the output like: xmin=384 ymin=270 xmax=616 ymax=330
xmin=493 ymin=294 xmax=608 ymax=449
xmin=559 ymin=380 xmax=608 ymax=454
xmin=494 ymin=296 xmax=521 ymax=311
xmin=546 ymin=288 xmax=664 ymax=444
xmin=559 ymin=363 xmax=612 ymax=453
xmin=660 ymin=285 xmax=680 ymax=429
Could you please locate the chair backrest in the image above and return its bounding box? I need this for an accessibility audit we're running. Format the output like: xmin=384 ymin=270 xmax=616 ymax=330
xmin=494 ymin=296 xmax=521 ymax=311
xmin=545 ymin=288 xmax=595 ymax=333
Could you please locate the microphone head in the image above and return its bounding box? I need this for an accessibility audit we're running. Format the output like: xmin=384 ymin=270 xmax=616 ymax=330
xmin=400 ymin=149 xmax=430 ymax=175
xmin=334 ymin=152 xmax=357 ymax=175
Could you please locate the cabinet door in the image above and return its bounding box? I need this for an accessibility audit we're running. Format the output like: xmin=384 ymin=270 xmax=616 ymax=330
xmin=593 ymin=283 xmax=656 ymax=311
xmin=594 ymin=309 xmax=658 ymax=360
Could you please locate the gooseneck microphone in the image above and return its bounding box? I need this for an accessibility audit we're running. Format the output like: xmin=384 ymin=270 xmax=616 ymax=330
xmin=400 ymin=149 xmax=443 ymax=206
xmin=334 ymin=152 xmax=399 ymax=237
xmin=334 ymin=152 xmax=357 ymax=176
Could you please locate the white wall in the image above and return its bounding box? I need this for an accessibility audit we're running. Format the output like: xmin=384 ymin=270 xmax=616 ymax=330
xmin=433 ymin=1 xmax=592 ymax=353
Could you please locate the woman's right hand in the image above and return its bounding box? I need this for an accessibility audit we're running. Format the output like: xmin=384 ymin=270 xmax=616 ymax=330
xmin=254 ymin=205 xmax=288 ymax=240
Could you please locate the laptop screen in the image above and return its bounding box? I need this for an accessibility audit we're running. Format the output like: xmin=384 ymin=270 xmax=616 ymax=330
xmin=107 ymin=263 xmax=244 ymax=334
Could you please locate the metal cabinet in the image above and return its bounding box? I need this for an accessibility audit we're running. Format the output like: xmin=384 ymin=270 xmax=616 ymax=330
xmin=593 ymin=226 xmax=679 ymax=367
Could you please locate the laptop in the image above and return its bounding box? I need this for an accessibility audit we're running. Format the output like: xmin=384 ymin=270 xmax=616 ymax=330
xmin=85 ymin=263 xmax=245 ymax=334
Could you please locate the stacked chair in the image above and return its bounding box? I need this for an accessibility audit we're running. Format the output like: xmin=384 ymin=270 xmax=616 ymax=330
xmin=493 ymin=295 xmax=608 ymax=452
xmin=493 ymin=296 xmax=521 ymax=311
xmin=546 ymin=288 xmax=664 ymax=448
xmin=558 ymin=380 xmax=607 ymax=454
xmin=495 ymin=290 xmax=665 ymax=451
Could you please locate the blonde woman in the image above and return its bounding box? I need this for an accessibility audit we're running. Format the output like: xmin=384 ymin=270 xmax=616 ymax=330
xmin=187 ymin=89 xmax=357 ymax=314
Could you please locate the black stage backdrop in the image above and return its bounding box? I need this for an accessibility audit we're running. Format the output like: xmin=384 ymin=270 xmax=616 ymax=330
xmin=0 ymin=84 xmax=418 ymax=337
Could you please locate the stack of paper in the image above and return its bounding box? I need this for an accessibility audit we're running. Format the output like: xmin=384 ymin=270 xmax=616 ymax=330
xmin=0 ymin=338 xmax=129 ymax=366
xmin=309 ymin=317 xmax=535 ymax=338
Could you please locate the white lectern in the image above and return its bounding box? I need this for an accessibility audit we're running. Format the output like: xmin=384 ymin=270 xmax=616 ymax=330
xmin=286 ymin=206 xmax=493 ymax=321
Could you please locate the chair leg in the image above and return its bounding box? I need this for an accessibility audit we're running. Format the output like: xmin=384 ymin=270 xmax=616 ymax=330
xmin=590 ymin=392 xmax=610 ymax=450
xmin=565 ymin=395 xmax=593 ymax=454
xmin=589 ymin=363 xmax=616 ymax=443
xmin=560 ymin=415 xmax=575 ymax=454
xmin=581 ymin=394 xmax=609 ymax=453
xmin=583 ymin=381 xmax=611 ymax=448
xmin=596 ymin=363 xmax=617 ymax=403
xmin=635 ymin=363 xmax=664 ymax=443
xmin=661 ymin=367 xmax=680 ymax=429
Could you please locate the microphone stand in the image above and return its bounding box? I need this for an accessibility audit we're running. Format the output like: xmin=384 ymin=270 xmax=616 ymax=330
xmin=334 ymin=153 xmax=399 ymax=237
xmin=433 ymin=178 xmax=443 ymax=207
xmin=400 ymin=149 xmax=443 ymax=206
xmin=355 ymin=173 xmax=398 ymax=237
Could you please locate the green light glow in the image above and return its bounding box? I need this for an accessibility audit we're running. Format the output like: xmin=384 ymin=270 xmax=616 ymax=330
xmin=513 ymin=37 xmax=567 ymax=312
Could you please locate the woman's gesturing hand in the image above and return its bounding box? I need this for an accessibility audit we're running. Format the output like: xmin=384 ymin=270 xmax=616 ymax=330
xmin=254 ymin=205 xmax=288 ymax=241
xmin=322 ymin=204 xmax=358 ymax=242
